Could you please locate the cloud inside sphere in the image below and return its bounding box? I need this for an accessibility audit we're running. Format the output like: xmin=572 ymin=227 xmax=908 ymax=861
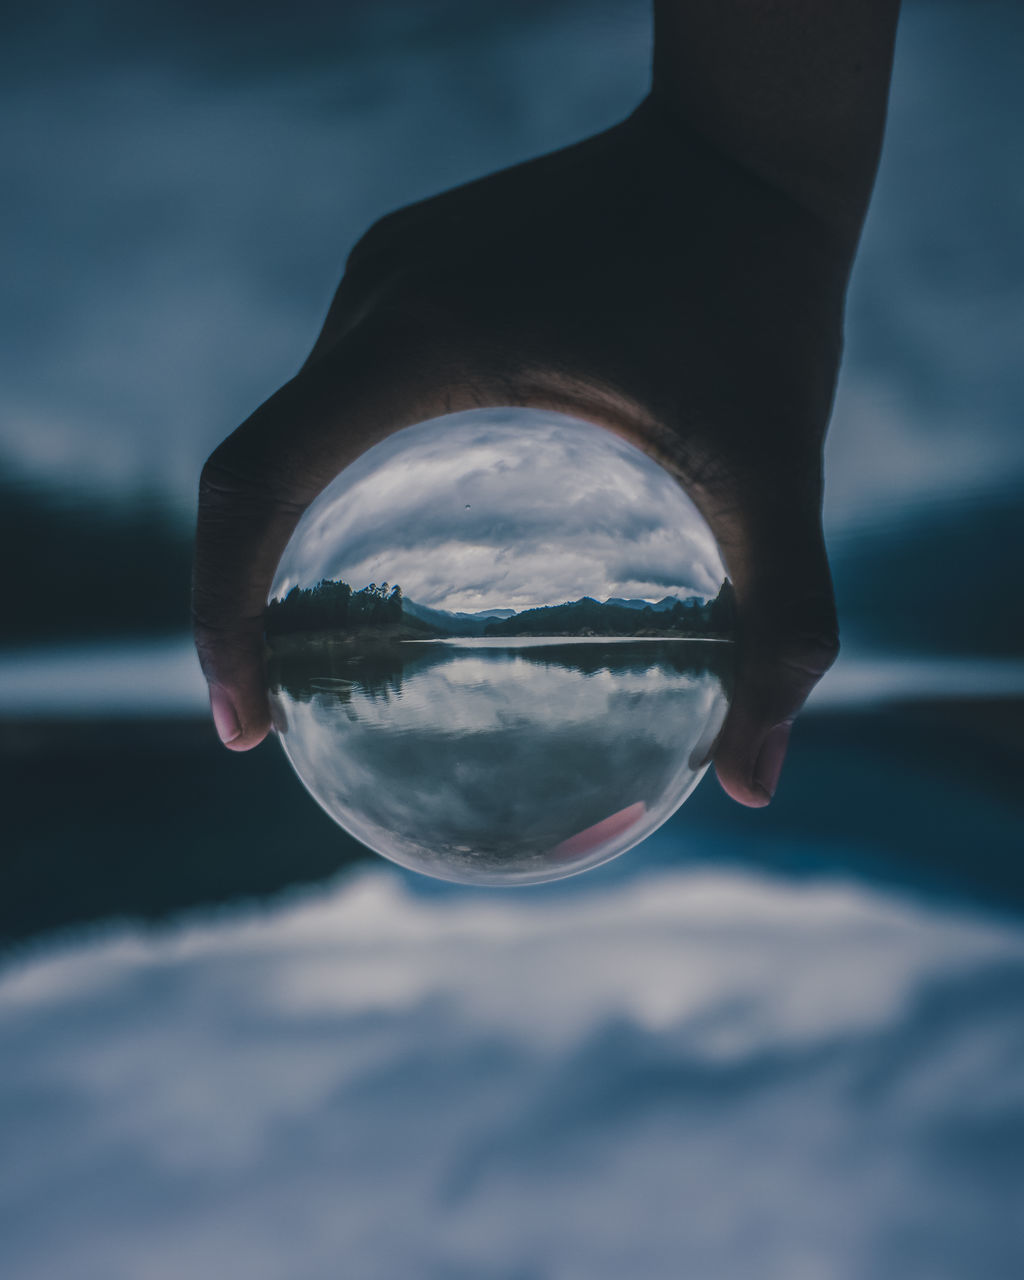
xmin=270 ymin=408 xmax=727 ymax=612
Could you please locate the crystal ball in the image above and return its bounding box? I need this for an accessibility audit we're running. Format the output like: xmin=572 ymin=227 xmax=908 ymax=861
xmin=267 ymin=409 xmax=734 ymax=885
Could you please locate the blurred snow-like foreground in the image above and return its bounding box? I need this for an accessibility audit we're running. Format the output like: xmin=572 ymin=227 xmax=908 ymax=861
xmin=3 ymin=866 xmax=1022 ymax=1280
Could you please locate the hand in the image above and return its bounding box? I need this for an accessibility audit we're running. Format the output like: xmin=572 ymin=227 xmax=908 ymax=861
xmin=195 ymin=96 xmax=854 ymax=806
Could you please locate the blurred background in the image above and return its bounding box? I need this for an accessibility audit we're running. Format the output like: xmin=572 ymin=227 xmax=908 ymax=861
xmin=2 ymin=2 xmax=1023 ymax=1277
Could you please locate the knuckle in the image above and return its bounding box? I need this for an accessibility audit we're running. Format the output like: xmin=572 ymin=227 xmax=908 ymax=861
xmin=749 ymin=590 xmax=840 ymax=682
xmin=192 ymin=612 xmax=265 ymax=645
xmin=190 ymin=585 xmax=267 ymax=646
xmin=199 ymin=449 xmax=267 ymax=505
xmin=192 ymin=617 xmax=268 ymax=687
xmin=198 ymin=448 xmax=305 ymax=523
xmin=776 ymin=628 xmax=840 ymax=679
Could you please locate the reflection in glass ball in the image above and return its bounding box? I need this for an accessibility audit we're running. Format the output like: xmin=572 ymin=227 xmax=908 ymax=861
xmin=267 ymin=409 xmax=734 ymax=886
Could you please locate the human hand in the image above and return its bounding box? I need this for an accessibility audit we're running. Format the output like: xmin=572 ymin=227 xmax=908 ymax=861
xmin=194 ymin=97 xmax=856 ymax=806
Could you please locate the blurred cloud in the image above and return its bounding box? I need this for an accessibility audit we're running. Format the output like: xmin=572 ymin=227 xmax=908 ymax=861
xmin=1 ymin=866 xmax=1022 ymax=1279
xmin=0 ymin=2 xmax=649 ymax=511
xmin=2 ymin=0 xmax=1022 ymax=547
xmin=825 ymin=0 xmax=1024 ymax=535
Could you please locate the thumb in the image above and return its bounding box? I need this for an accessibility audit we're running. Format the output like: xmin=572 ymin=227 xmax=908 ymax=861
xmin=192 ymin=334 xmax=412 ymax=749
xmin=192 ymin=309 xmax=490 ymax=750
xmin=711 ymin=497 xmax=839 ymax=808
xmin=193 ymin=370 xmax=338 ymax=751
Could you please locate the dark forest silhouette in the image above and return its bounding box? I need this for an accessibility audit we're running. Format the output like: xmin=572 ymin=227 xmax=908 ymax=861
xmin=266 ymin=580 xmax=414 ymax=636
xmin=266 ymin=577 xmax=735 ymax=640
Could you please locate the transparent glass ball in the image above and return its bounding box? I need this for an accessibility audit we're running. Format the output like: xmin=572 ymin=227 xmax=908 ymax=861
xmin=267 ymin=409 xmax=734 ymax=885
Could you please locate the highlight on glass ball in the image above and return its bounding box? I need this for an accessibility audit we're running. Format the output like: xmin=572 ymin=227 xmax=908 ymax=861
xmin=266 ymin=408 xmax=735 ymax=886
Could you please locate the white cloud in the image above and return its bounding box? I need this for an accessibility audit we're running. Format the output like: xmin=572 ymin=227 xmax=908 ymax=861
xmin=271 ymin=410 xmax=725 ymax=610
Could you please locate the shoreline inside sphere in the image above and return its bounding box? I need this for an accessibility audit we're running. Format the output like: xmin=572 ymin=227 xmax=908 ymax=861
xmin=267 ymin=409 xmax=735 ymax=885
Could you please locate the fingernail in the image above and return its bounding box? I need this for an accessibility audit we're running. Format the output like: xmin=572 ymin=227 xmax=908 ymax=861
xmin=753 ymin=722 xmax=792 ymax=802
xmin=210 ymin=687 xmax=241 ymax=745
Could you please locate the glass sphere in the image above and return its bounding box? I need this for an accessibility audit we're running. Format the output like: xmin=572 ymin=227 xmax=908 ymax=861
xmin=267 ymin=409 xmax=734 ymax=886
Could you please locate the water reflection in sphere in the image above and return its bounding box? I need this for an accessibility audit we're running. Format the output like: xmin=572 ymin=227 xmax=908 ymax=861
xmin=267 ymin=409 xmax=734 ymax=885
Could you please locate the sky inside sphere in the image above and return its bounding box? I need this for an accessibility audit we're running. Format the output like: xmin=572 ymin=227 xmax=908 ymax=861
xmin=270 ymin=409 xmax=726 ymax=613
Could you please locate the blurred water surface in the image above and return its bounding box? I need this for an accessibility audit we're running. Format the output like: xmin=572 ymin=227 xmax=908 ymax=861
xmin=2 ymin=2 xmax=1023 ymax=1277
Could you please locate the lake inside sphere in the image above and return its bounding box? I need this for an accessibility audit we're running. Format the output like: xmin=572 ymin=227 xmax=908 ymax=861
xmin=267 ymin=409 xmax=734 ymax=885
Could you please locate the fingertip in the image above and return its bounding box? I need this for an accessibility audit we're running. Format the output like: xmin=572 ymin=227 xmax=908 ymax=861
xmin=215 ymin=707 xmax=273 ymax=752
xmin=208 ymin=684 xmax=272 ymax=751
xmin=712 ymin=696 xmax=769 ymax=808
xmin=195 ymin=617 xmax=274 ymax=748
xmin=209 ymin=685 xmax=242 ymax=745
xmin=712 ymin=712 xmax=792 ymax=809
xmin=222 ymin=723 xmax=272 ymax=752
xmin=752 ymin=721 xmax=792 ymax=801
xmin=714 ymin=762 xmax=774 ymax=809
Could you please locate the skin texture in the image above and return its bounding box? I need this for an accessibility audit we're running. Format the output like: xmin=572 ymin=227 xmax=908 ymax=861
xmin=194 ymin=3 xmax=901 ymax=807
